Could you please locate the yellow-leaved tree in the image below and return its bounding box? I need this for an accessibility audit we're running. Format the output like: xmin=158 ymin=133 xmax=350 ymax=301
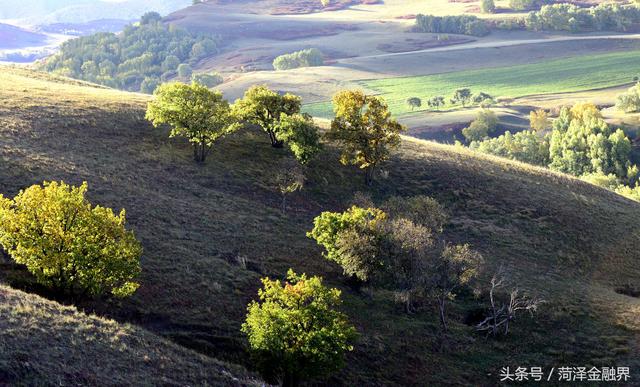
xmin=0 ymin=181 xmax=142 ymax=298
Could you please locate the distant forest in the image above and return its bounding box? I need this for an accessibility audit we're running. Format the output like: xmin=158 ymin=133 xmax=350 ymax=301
xmin=41 ymin=12 xmax=220 ymax=93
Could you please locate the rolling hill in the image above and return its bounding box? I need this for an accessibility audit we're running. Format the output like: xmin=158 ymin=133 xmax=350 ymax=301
xmin=0 ymin=23 xmax=48 ymax=49
xmin=1 ymin=67 xmax=640 ymax=385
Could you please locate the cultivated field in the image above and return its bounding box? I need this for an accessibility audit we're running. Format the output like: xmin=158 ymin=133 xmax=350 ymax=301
xmin=304 ymin=49 xmax=640 ymax=117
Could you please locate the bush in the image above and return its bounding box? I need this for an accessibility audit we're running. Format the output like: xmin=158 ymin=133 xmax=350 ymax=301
xmin=0 ymin=181 xmax=141 ymax=298
xmin=615 ymin=83 xmax=640 ymax=113
xmin=462 ymin=110 xmax=498 ymax=142
xmin=177 ymin=63 xmax=192 ymax=78
xmin=273 ymin=48 xmax=324 ymax=70
xmin=191 ymin=72 xmax=223 ymax=88
xmin=308 ymin=206 xmax=387 ymax=281
xmin=382 ymin=195 xmax=448 ymax=232
xmin=481 ymin=0 xmax=496 ymax=14
xmin=242 ymin=270 xmax=357 ymax=385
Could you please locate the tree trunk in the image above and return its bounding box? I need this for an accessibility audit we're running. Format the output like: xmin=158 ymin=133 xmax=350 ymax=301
xmin=364 ymin=165 xmax=375 ymax=186
xmin=438 ymin=297 xmax=448 ymax=333
xmin=268 ymin=129 xmax=284 ymax=148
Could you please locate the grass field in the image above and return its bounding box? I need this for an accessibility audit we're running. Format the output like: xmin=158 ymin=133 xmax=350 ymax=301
xmin=304 ymin=50 xmax=640 ymax=118
xmin=2 ymin=68 xmax=640 ymax=385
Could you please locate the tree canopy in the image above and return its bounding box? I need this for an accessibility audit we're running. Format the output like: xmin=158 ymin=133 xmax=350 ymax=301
xmin=0 ymin=181 xmax=141 ymax=298
xmin=232 ymin=85 xmax=302 ymax=148
xmin=327 ymin=90 xmax=405 ymax=185
xmin=146 ymin=82 xmax=240 ymax=162
xmin=241 ymin=269 xmax=357 ymax=386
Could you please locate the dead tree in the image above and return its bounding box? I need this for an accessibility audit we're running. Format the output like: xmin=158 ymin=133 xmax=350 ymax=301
xmin=476 ymin=270 xmax=544 ymax=337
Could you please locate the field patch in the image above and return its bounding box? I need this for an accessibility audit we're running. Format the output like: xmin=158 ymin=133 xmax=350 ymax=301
xmin=304 ymin=50 xmax=640 ymax=117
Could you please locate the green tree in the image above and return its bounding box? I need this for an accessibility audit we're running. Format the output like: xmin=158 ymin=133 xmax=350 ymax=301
xmin=462 ymin=120 xmax=490 ymax=142
xmin=140 ymin=11 xmax=162 ymax=25
xmin=273 ymin=48 xmax=324 ymax=70
xmin=451 ymin=88 xmax=472 ymax=106
xmin=549 ymin=103 xmax=632 ymax=178
xmin=232 ymin=85 xmax=302 ymax=148
xmin=470 ymin=130 xmax=550 ymax=166
xmin=161 ymin=55 xmax=180 ymax=72
xmin=177 ymin=63 xmax=192 ymax=79
xmin=481 ymin=0 xmax=496 ymax=13
xmin=615 ymin=83 xmax=640 ymax=113
xmin=462 ymin=109 xmax=498 ymax=142
xmin=276 ymin=113 xmax=322 ymax=164
xmin=0 ymin=181 xmax=141 ymax=298
xmin=241 ymin=270 xmax=357 ymax=387
xmin=327 ymin=90 xmax=406 ymax=185
xmin=427 ymin=96 xmax=445 ymax=110
xmin=308 ymin=206 xmax=387 ymax=282
xmin=406 ymin=97 xmax=422 ymax=111
xmin=140 ymin=76 xmax=160 ymax=94
xmin=146 ymin=82 xmax=240 ymax=162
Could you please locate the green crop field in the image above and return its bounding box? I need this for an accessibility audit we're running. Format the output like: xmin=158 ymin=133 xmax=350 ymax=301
xmin=304 ymin=50 xmax=640 ymax=118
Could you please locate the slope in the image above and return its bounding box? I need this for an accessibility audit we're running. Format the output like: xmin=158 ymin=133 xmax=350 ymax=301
xmin=1 ymin=67 xmax=640 ymax=385
xmin=0 ymin=285 xmax=259 ymax=385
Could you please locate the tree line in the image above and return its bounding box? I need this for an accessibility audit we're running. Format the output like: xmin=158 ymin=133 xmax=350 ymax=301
xmin=467 ymin=103 xmax=640 ymax=200
xmin=414 ymin=14 xmax=490 ymax=37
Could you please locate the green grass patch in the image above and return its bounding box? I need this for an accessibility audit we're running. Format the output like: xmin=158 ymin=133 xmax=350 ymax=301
xmin=304 ymin=50 xmax=640 ymax=118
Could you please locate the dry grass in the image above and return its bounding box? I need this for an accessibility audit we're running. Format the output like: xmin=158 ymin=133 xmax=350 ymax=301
xmin=1 ymin=67 xmax=640 ymax=385
xmin=0 ymin=285 xmax=259 ymax=386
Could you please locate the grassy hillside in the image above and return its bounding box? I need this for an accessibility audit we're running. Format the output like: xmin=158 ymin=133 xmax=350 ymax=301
xmin=0 ymin=285 xmax=259 ymax=385
xmin=305 ymin=49 xmax=640 ymax=118
xmin=1 ymin=67 xmax=640 ymax=385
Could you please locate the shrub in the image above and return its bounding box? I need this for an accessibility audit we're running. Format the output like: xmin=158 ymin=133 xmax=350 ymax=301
xmin=382 ymin=195 xmax=448 ymax=232
xmin=615 ymin=83 xmax=640 ymax=113
xmin=242 ymin=270 xmax=357 ymax=386
xmin=276 ymin=113 xmax=323 ymax=164
xmin=273 ymin=48 xmax=324 ymax=70
xmin=0 ymin=181 xmax=141 ymax=298
xmin=177 ymin=63 xmax=192 ymax=79
xmin=191 ymin=72 xmax=223 ymax=88
xmin=481 ymin=0 xmax=496 ymax=13
xmin=308 ymin=206 xmax=387 ymax=281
